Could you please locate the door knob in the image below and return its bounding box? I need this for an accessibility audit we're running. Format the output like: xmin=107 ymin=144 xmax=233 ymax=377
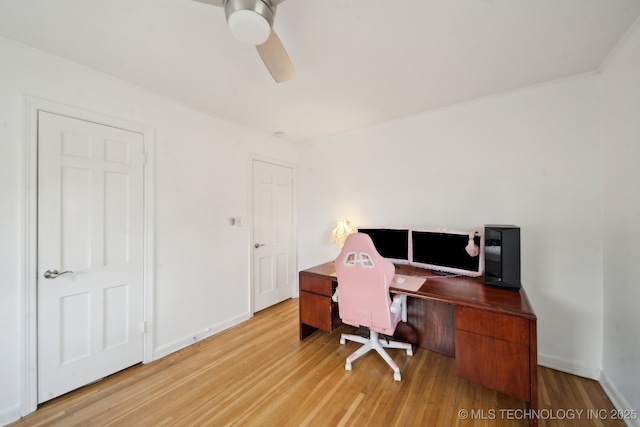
xmin=44 ymin=269 xmax=73 ymax=279
xmin=255 ymin=243 xmax=265 ymax=248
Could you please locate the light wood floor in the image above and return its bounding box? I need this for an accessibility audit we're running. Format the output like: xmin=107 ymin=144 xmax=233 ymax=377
xmin=11 ymin=299 xmax=624 ymax=427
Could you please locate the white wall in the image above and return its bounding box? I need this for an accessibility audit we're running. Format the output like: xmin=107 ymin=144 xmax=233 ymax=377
xmin=601 ymin=20 xmax=640 ymax=419
xmin=0 ymin=36 xmax=297 ymax=425
xmin=298 ymin=74 xmax=604 ymax=378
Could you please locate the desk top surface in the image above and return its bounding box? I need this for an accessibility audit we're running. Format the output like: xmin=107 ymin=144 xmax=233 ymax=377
xmin=301 ymin=261 xmax=536 ymax=319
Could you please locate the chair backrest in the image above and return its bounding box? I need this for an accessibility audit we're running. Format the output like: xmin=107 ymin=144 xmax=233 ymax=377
xmin=335 ymin=233 xmax=397 ymax=333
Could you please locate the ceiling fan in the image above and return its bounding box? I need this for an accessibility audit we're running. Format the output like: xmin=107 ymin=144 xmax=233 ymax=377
xmin=194 ymin=0 xmax=295 ymax=83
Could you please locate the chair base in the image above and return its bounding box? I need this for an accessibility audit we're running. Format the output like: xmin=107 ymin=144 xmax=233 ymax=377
xmin=340 ymin=330 xmax=413 ymax=381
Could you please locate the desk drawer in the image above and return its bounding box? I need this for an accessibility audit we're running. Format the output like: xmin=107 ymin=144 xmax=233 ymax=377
xmin=456 ymin=306 xmax=529 ymax=345
xmin=300 ymin=291 xmax=334 ymax=332
xmin=456 ymin=330 xmax=530 ymax=401
xmin=300 ymin=274 xmax=335 ymax=297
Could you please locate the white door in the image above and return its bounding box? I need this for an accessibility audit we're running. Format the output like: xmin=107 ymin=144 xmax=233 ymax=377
xmin=37 ymin=111 xmax=145 ymax=403
xmin=253 ymin=160 xmax=294 ymax=311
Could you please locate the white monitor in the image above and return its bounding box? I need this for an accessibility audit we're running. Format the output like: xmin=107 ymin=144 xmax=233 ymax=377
xmin=410 ymin=229 xmax=484 ymax=277
xmin=357 ymin=228 xmax=410 ymax=265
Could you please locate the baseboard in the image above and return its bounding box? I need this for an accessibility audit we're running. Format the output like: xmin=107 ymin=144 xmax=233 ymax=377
xmin=0 ymin=403 xmax=21 ymax=427
xmin=152 ymin=312 xmax=252 ymax=361
xmin=537 ymin=353 xmax=600 ymax=380
xmin=600 ymin=372 xmax=640 ymax=427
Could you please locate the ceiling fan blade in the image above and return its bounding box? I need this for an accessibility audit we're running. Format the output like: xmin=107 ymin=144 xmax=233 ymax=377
xmin=193 ymin=0 xmax=224 ymax=7
xmin=256 ymin=30 xmax=295 ymax=83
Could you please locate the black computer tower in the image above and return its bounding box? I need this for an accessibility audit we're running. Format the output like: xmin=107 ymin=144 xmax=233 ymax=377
xmin=484 ymin=225 xmax=521 ymax=290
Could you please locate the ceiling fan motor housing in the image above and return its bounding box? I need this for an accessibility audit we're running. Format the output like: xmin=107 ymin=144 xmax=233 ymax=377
xmin=224 ymin=0 xmax=275 ymax=45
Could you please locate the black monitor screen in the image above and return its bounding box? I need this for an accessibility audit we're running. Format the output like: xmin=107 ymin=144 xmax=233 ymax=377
xmin=411 ymin=230 xmax=481 ymax=275
xmin=357 ymin=228 xmax=409 ymax=263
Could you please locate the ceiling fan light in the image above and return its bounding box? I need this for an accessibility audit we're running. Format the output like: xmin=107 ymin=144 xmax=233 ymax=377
xmin=228 ymin=9 xmax=271 ymax=45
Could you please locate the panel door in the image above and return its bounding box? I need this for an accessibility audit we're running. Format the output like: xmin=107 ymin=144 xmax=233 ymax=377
xmin=37 ymin=111 xmax=145 ymax=403
xmin=252 ymin=160 xmax=294 ymax=312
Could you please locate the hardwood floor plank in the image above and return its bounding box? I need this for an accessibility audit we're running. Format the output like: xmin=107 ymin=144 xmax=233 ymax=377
xmin=10 ymin=299 xmax=625 ymax=427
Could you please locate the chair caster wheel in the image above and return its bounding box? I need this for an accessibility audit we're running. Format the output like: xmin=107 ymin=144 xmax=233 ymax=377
xmin=340 ymin=337 xmax=346 ymax=345
xmin=407 ymin=348 xmax=413 ymax=356
xmin=345 ymin=362 xmax=352 ymax=371
xmin=394 ymin=372 xmax=401 ymax=381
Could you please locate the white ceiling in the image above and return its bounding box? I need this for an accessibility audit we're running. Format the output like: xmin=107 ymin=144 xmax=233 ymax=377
xmin=1 ymin=0 xmax=639 ymax=142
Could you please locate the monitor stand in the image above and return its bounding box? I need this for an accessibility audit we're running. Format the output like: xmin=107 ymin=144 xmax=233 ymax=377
xmin=432 ymin=270 xmax=457 ymax=276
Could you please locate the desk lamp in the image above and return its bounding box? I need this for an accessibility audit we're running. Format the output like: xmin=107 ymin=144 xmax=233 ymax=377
xmin=331 ymin=218 xmax=357 ymax=249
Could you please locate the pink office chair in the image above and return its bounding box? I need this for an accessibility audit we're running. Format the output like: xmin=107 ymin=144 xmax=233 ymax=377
xmin=334 ymin=233 xmax=413 ymax=381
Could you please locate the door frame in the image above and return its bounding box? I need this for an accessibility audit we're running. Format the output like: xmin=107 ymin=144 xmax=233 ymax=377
xmin=20 ymin=96 xmax=155 ymax=416
xmin=248 ymin=155 xmax=298 ymax=315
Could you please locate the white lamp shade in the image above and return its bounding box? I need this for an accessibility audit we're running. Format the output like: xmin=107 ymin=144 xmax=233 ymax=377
xmin=331 ymin=219 xmax=357 ymax=248
xmin=228 ymin=9 xmax=271 ymax=45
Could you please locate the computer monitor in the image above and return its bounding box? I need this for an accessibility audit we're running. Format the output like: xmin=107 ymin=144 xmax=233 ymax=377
xmin=357 ymin=228 xmax=410 ymax=265
xmin=410 ymin=229 xmax=483 ymax=276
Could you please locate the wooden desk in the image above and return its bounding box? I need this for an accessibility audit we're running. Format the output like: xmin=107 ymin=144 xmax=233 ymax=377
xmin=299 ymin=262 xmax=538 ymax=424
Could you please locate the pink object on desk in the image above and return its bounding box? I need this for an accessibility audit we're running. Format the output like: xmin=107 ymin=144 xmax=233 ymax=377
xmin=392 ymin=274 xmax=426 ymax=292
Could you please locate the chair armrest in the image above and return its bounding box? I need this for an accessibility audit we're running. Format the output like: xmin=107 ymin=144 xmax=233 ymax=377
xmin=390 ymin=293 xmax=407 ymax=322
xmin=389 ymin=294 xmax=402 ymax=313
